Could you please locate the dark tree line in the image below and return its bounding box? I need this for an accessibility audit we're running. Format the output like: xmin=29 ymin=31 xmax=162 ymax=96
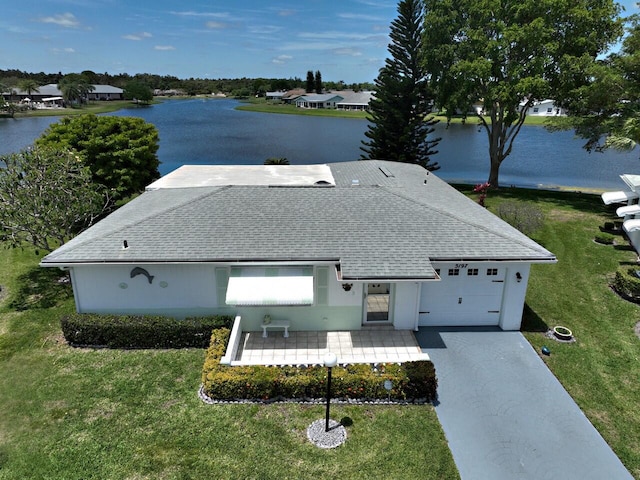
xmin=0 ymin=69 xmax=373 ymax=97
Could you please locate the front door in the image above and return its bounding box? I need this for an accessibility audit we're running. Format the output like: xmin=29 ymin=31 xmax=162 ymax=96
xmin=364 ymin=283 xmax=391 ymax=324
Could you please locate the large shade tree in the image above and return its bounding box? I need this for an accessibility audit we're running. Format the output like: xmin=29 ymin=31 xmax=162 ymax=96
xmin=423 ymin=0 xmax=623 ymax=187
xmin=361 ymin=0 xmax=440 ymax=171
xmin=36 ymin=114 xmax=160 ymax=203
xmin=0 ymin=146 xmax=110 ymax=253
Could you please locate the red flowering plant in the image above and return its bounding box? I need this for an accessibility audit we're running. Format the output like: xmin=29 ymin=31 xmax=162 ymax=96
xmin=473 ymin=182 xmax=491 ymax=207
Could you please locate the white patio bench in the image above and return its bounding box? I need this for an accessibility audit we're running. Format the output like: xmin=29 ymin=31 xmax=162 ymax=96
xmin=261 ymin=320 xmax=290 ymax=338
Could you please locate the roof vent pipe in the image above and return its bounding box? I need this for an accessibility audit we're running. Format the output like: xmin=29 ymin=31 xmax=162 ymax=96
xmin=123 ymin=240 xmax=129 ymax=249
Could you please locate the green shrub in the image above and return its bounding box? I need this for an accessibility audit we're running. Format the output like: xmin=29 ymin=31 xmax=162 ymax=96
xmin=612 ymin=269 xmax=640 ymax=301
xmin=594 ymin=233 xmax=615 ymax=245
xmin=61 ymin=313 xmax=233 ymax=348
xmin=201 ymin=331 xmax=437 ymax=402
xmin=497 ymin=201 xmax=544 ymax=235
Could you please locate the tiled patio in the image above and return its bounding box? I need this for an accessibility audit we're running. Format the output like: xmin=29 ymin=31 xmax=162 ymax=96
xmin=232 ymin=327 xmax=429 ymax=366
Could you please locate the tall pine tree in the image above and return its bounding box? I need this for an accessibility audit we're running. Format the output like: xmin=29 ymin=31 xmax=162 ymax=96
xmin=361 ymin=0 xmax=440 ymax=171
xmin=306 ymin=71 xmax=315 ymax=93
xmin=314 ymin=70 xmax=323 ymax=94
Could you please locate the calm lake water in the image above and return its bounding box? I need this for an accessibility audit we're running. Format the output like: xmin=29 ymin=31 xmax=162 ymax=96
xmin=1 ymin=98 xmax=638 ymax=190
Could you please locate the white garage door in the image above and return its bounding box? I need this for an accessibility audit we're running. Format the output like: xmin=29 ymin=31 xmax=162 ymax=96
xmin=418 ymin=266 xmax=505 ymax=326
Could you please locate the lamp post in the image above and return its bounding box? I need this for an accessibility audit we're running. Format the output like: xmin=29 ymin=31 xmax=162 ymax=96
xmin=324 ymin=352 xmax=338 ymax=432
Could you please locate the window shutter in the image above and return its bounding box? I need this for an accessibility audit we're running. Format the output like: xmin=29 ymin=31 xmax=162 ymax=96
xmin=215 ymin=267 xmax=229 ymax=306
xmin=316 ymin=267 xmax=329 ymax=306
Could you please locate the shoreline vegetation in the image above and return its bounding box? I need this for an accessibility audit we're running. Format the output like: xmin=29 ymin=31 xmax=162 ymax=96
xmin=6 ymin=95 xmax=553 ymax=126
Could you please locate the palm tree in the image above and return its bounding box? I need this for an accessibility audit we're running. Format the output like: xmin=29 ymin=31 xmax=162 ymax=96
xmin=17 ymin=79 xmax=40 ymax=100
xmin=77 ymin=80 xmax=95 ymax=104
xmin=605 ymin=117 xmax=640 ymax=154
xmin=58 ymin=74 xmax=95 ymax=106
xmin=58 ymin=81 xmax=81 ymax=106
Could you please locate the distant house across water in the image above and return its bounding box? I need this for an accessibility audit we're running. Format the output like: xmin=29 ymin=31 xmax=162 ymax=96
xmin=1 ymin=83 xmax=123 ymax=103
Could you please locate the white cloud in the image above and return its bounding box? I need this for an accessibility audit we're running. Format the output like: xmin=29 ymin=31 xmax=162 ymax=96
xmin=249 ymin=25 xmax=281 ymax=35
xmin=52 ymin=47 xmax=76 ymax=54
xmin=338 ymin=13 xmax=385 ymax=22
xmin=299 ymin=31 xmax=377 ymax=41
xmin=272 ymin=54 xmax=292 ymax=64
xmin=170 ymin=11 xmax=229 ymax=18
xmin=278 ymin=9 xmax=296 ymax=16
xmin=154 ymin=45 xmax=175 ymax=51
xmin=206 ymin=21 xmax=229 ymax=29
xmin=333 ymin=48 xmax=363 ymax=57
xmin=122 ymin=32 xmax=152 ymax=41
xmin=37 ymin=13 xmax=80 ymax=28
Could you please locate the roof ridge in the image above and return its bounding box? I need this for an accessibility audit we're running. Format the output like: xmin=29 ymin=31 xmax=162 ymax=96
xmin=381 ymin=185 xmax=553 ymax=257
xmin=44 ymin=186 xmax=229 ymax=261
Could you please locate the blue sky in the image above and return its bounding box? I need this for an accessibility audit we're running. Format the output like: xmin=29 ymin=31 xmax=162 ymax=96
xmin=1 ymin=0 xmax=638 ymax=83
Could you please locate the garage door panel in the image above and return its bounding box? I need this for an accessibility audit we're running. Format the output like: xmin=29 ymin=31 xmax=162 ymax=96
xmin=419 ymin=310 xmax=501 ymax=326
xmin=419 ymin=268 xmax=505 ymax=326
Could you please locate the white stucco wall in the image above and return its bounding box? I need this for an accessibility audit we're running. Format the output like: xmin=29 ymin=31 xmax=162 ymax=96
xmin=498 ymin=264 xmax=531 ymax=331
xmin=70 ymin=264 xmax=218 ymax=315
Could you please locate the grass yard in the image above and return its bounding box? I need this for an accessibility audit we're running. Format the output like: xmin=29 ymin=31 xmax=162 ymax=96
xmin=12 ymin=100 xmax=151 ymax=118
xmin=477 ymin=187 xmax=640 ymax=478
xmin=0 ymin=249 xmax=458 ymax=480
xmin=1 ymin=187 xmax=639 ymax=479
xmin=236 ymin=98 xmax=555 ymax=126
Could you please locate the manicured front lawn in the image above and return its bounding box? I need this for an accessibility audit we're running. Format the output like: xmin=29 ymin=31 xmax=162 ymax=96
xmin=0 ymin=249 xmax=458 ymax=480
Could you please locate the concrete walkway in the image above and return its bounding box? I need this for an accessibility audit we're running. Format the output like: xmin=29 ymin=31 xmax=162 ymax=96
xmin=415 ymin=327 xmax=633 ymax=480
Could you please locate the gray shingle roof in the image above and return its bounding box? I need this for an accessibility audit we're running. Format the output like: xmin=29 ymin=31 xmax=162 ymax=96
xmin=41 ymin=161 xmax=556 ymax=279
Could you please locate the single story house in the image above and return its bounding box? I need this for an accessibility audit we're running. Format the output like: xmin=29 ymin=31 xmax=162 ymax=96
xmin=2 ymin=83 xmax=123 ymax=102
xmin=295 ymin=94 xmax=344 ymax=109
xmin=85 ymin=85 xmax=124 ymax=101
xmin=265 ymin=91 xmax=285 ymax=101
xmin=282 ymin=88 xmax=306 ymax=104
xmin=524 ymin=99 xmax=567 ymax=116
xmin=336 ymin=91 xmax=375 ymax=111
xmin=41 ymin=161 xmax=555 ymax=338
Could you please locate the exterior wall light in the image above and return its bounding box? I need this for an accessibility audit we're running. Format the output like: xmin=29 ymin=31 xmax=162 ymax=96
xmin=516 ymin=272 xmax=522 ymax=282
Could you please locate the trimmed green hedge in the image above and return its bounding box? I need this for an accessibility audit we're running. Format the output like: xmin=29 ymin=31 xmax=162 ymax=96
xmin=201 ymin=329 xmax=437 ymax=402
xmin=612 ymin=269 xmax=640 ymax=302
xmin=61 ymin=313 xmax=233 ymax=348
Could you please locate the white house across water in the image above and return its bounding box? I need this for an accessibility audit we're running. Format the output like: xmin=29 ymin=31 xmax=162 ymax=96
xmin=41 ymin=161 xmax=556 ymax=338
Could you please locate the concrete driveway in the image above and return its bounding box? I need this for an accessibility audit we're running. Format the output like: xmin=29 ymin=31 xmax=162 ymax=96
xmin=415 ymin=327 xmax=633 ymax=480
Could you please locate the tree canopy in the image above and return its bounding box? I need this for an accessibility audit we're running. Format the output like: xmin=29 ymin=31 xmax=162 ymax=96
xmin=36 ymin=114 xmax=160 ymax=203
xmin=0 ymin=147 xmax=110 ymax=253
xmin=124 ymin=80 xmax=153 ymax=104
xmin=306 ymin=71 xmax=315 ymax=93
xmin=57 ymin=73 xmax=95 ymax=105
xmin=549 ymin=14 xmax=640 ymax=157
xmin=423 ymin=0 xmax=623 ymax=187
xmin=361 ymin=0 xmax=440 ymax=171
